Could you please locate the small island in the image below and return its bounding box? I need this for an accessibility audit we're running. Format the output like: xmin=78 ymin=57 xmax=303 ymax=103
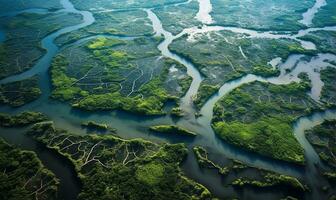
xmin=149 ymin=125 xmax=197 ymax=136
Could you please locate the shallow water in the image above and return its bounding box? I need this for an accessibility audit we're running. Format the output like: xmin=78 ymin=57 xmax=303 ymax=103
xmin=0 ymin=0 xmax=336 ymax=199
xmin=195 ymin=0 xmax=214 ymax=24
xmin=299 ymin=0 xmax=327 ymax=26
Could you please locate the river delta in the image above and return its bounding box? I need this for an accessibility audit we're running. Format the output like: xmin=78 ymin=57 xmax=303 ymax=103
xmin=0 ymin=0 xmax=335 ymax=199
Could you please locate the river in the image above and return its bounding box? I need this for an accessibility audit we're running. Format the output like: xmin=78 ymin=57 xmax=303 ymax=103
xmin=0 ymin=0 xmax=335 ymax=199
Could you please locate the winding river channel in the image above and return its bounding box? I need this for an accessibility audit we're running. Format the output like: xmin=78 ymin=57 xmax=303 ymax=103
xmin=0 ymin=0 xmax=336 ymax=199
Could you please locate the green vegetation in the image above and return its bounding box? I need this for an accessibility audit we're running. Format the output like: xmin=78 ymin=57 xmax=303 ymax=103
xmin=150 ymin=125 xmax=197 ymax=136
xmin=193 ymin=145 xmax=307 ymax=198
xmin=320 ymin=67 xmax=336 ymax=106
xmin=51 ymin=36 xmax=190 ymax=115
xmin=170 ymin=107 xmax=184 ymax=117
xmin=194 ymin=84 xmax=220 ymax=109
xmin=0 ymin=76 xmax=41 ymax=107
xmin=0 ymin=138 xmax=58 ymax=200
xmin=324 ymin=172 xmax=336 ymax=182
xmin=87 ymin=37 xmax=125 ymax=49
xmin=231 ymin=173 xmax=306 ymax=192
xmin=0 ymin=112 xmax=48 ymax=127
xmin=169 ymin=31 xmax=313 ymax=103
xmin=299 ymin=31 xmax=336 ymax=55
xmin=193 ymin=146 xmax=229 ymax=176
xmin=27 ymin=122 xmax=213 ymax=200
xmin=55 ymin=10 xmax=153 ymax=46
xmin=312 ymin=0 xmax=336 ymax=27
xmin=70 ymin=0 xmax=187 ymax=10
xmin=152 ymin=1 xmax=200 ymax=35
xmin=81 ymin=121 xmax=116 ymax=132
xmin=0 ymin=12 xmax=82 ymax=79
xmin=305 ymin=120 xmax=336 ymax=169
xmin=212 ymin=81 xmax=321 ymax=164
xmin=213 ymin=116 xmax=304 ymax=164
xmin=0 ymin=0 xmax=61 ymax=13
xmin=211 ymin=0 xmax=314 ymax=31
xmin=252 ymin=65 xmax=280 ymax=77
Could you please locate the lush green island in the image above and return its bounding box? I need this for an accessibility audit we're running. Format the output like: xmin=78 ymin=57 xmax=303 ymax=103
xmin=0 ymin=138 xmax=59 ymax=200
xmin=305 ymin=120 xmax=336 ymax=169
xmin=0 ymin=12 xmax=83 ymax=79
xmin=27 ymin=122 xmax=212 ymax=199
xmin=50 ymin=37 xmax=191 ymax=115
xmin=169 ymin=31 xmax=313 ymax=108
xmin=81 ymin=121 xmax=116 ymax=133
xmin=211 ymin=0 xmax=315 ymax=31
xmin=0 ymin=111 xmax=48 ymax=127
xmin=149 ymin=125 xmax=197 ymax=136
xmin=320 ymin=67 xmax=336 ymax=106
xmin=0 ymin=76 xmax=41 ymax=107
xmin=212 ymin=81 xmax=322 ymax=164
xmin=193 ymin=146 xmax=308 ymax=199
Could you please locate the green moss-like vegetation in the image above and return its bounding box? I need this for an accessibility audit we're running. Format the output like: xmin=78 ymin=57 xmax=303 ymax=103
xmin=0 ymin=76 xmax=41 ymax=107
xmin=87 ymin=37 xmax=125 ymax=50
xmin=81 ymin=121 xmax=116 ymax=132
xmin=51 ymin=36 xmax=190 ymax=115
xmin=150 ymin=125 xmax=197 ymax=136
xmin=0 ymin=138 xmax=59 ymax=200
xmin=312 ymin=0 xmax=336 ymax=27
xmin=55 ymin=10 xmax=153 ymax=46
xmin=320 ymin=67 xmax=336 ymax=106
xmin=169 ymin=31 xmax=313 ymax=104
xmin=305 ymin=120 xmax=336 ymax=169
xmin=252 ymin=64 xmax=280 ymax=77
xmin=194 ymin=84 xmax=220 ymax=109
xmin=231 ymin=173 xmax=306 ymax=192
xmin=193 ymin=146 xmax=229 ymax=176
xmin=152 ymin=0 xmax=200 ymax=35
xmin=0 ymin=12 xmax=82 ymax=79
xmin=211 ymin=0 xmax=314 ymax=31
xmin=324 ymin=172 xmax=336 ymax=182
xmin=212 ymin=81 xmax=321 ymax=164
xmin=27 ymin=122 xmax=213 ymax=200
xmin=193 ymin=146 xmax=308 ymax=198
xmin=299 ymin=31 xmax=336 ymax=55
xmin=70 ymin=0 xmax=186 ymax=10
xmin=0 ymin=0 xmax=61 ymax=13
xmin=170 ymin=107 xmax=185 ymax=117
xmin=0 ymin=112 xmax=48 ymax=127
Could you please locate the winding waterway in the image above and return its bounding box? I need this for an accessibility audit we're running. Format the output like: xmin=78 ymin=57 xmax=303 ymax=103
xmin=0 ymin=0 xmax=336 ymax=199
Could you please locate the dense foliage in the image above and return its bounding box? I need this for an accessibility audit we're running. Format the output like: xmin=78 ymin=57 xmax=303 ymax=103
xmin=27 ymin=122 xmax=213 ymax=200
xmin=320 ymin=67 xmax=336 ymax=106
xmin=0 ymin=138 xmax=58 ymax=200
xmin=150 ymin=125 xmax=197 ymax=136
xmin=0 ymin=76 xmax=41 ymax=107
xmin=212 ymin=81 xmax=322 ymax=164
xmin=193 ymin=146 xmax=308 ymax=199
xmin=0 ymin=12 xmax=82 ymax=79
xmin=305 ymin=120 xmax=336 ymax=169
xmin=50 ymin=36 xmax=191 ymax=115
xmin=0 ymin=111 xmax=48 ymax=127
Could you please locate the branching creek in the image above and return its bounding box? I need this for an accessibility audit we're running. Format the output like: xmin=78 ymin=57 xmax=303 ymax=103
xmin=0 ymin=0 xmax=336 ymax=199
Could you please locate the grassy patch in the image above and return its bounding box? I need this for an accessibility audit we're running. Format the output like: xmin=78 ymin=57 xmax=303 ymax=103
xmin=0 ymin=76 xmax=41 ymax=107
xmin=0 ymin=138 xmax=59 ymax=200
xmin=27 ymin=122 xmax=213 ymax=200
xmin=150 ymin=125 xmax=197 ymax=136
xmin=212 ymin=81 xmax=321 ymax=164
xmin=0 ymin=111 xmax=48 ymax=127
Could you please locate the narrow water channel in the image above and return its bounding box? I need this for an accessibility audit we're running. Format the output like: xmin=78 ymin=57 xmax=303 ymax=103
xmin=0 ymin=0 xmax=335 ymax=199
